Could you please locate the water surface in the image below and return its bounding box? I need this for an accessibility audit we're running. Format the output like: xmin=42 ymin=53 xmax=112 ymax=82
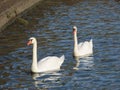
xmin=0 ymin=0 xmax=120 ymax=89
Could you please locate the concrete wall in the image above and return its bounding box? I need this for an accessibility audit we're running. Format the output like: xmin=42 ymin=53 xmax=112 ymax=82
xmin=0 ymin=0 xmax=42 ymax=31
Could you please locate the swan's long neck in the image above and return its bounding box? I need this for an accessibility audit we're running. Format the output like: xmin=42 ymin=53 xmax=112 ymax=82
xmin=32 ymin=40 xmax=38 ymax=72
xmin=74 ymin=32 xmax=78 ymax=51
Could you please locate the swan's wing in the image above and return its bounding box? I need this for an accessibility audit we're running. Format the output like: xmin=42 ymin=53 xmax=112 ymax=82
xmin=78 ymin=40 xmax=93 ymax=52
xmin=38 ymin=56 xmax=51 ymax=63
xmin=78 ymin=42 xmax=84 ymax=48
xmin=77 ymin=39 xmax=93 ymax=56
xmin=78 ymin=39 xmax=93 ymax=50
xmin=37 ymin=55 xmax=64 ymax=72
xmin=78 ymin=41 xmax=88 ymax=50
xmin=38 ymin=55 xmax=64 ymax=65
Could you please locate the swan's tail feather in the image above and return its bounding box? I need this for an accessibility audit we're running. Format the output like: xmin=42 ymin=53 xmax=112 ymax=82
xmin=89 ymin=39 xmax=93 ymax=54
xmin=59 ymin=55 xmax=65 ymax=64
xmin=90 ymin=39 xmax=93 ymax=48
xmin=60 ymin=55 xmax=65 ymax=60
xmin=90 ymin=39 xmax=92 ymax=43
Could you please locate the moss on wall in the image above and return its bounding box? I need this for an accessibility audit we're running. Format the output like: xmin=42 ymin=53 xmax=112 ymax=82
xmin=0 ymin=0 xmax=42 ymax=31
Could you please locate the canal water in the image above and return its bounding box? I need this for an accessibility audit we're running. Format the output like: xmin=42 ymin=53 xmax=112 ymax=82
xmin=0 ymin=0 xmax=120 ymax=90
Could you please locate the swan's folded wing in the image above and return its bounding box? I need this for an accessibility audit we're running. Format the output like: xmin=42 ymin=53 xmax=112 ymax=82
xmin=78 ymin=41 xmax=93 ymax=54
xmin=38 ymin=56 xmax=52 ymax=63
xmin=78 ymin=41 xmax=89 ymax=50
xmin=78 ymin=40 xmax=93 ymax=55
xmin=78 ymin=42 xmax=84 ymax=48
xmin=38 ymin=55 xmax=64 ymax=65
xmin=78 ymin=39 xmax=93 ymax=50
xmin=37 ymin=56 xmax=64 ymax=72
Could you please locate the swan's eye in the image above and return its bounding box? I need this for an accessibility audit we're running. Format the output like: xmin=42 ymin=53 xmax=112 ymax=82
xmin=73 ymin=28 xmax=75 ymax=31
xmin=29 ymin=39 xmax=32 ymax=42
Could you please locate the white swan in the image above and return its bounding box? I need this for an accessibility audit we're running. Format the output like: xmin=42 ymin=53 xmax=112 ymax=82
xmin=73 ymin=26 xmax=93 ymax=57
xmin=27 ymin=37 xmax=64 ymax=73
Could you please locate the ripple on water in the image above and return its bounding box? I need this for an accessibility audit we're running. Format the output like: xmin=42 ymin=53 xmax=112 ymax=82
xmin=0 ymin=0 xmax=120 ymax=89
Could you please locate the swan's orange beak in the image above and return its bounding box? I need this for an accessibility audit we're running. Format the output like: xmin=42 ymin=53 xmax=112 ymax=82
xmin=27 ymin=40 xmax=32 ymax=46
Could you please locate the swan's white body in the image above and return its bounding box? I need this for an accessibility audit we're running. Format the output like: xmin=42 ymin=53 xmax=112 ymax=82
xmin=27 ymin=37 xmax=64 ymax=73
xmin=73 ymin=26 xmax=93 ymax=57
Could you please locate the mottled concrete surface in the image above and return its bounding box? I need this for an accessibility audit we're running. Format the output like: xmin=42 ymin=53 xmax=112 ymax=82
xmin=0 ymin=0 xmax=41 ymax=31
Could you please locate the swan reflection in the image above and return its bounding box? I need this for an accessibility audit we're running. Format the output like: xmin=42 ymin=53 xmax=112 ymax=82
xmin=31 ymin=71 xmax=63 ymax=89
xmin=73 ymin=56 xmax=94 ymax=70
xmin=73 ymin=57 xmax=80 ymax=70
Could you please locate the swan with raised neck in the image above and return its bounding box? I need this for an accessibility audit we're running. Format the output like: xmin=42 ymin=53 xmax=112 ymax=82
xmin=73 ymin=26 xmax=93 ymax=57
xmin=27 ymin=37 xmax=64 ymax=73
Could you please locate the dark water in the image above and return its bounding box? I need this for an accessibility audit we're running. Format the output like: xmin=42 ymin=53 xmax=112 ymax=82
xmin=0 ymin=0 xmax=120 ymax=89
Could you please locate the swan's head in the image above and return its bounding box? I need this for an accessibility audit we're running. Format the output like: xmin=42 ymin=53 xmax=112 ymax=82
xmin=73 ymin=26 xmax=77 ymax=34
xmin=27 ymin=37 xmax=37 ymax=46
